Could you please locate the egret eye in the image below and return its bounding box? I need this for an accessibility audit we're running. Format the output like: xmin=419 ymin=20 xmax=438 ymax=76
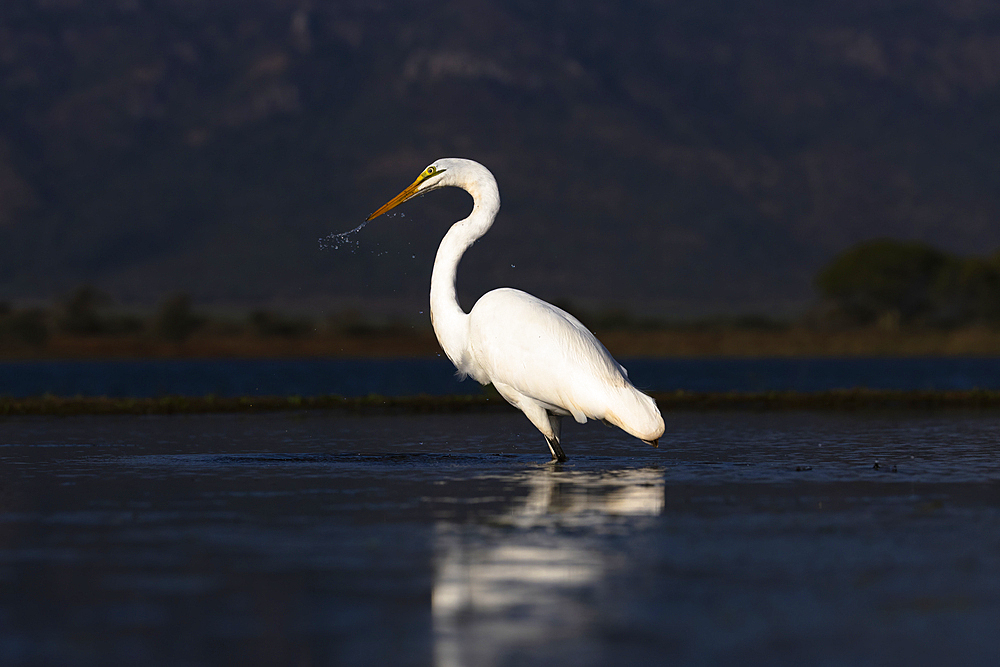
xmin=426 ymin=166 xmax=437 ymax=176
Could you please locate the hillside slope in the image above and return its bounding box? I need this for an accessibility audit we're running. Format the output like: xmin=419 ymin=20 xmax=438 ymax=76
xmin=2 ymin=0 xmax=999 ymax=316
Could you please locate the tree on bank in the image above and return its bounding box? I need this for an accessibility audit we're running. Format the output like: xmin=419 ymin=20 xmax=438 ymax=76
xmin=815 ymin=239 xmax=1000 ymax=327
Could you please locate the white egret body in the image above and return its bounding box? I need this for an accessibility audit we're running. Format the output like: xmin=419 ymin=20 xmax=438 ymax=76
xmin=367 ymin=158 xmax=664 ymax=460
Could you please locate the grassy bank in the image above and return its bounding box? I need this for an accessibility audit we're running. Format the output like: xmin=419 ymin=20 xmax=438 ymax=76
xmin=6 ymin=389 xmax=1000 ymax=417
xmin=7 ymin=326 xmax=1000 ymax=360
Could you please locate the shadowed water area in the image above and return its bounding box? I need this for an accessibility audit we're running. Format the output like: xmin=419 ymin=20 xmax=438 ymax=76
xmin=2 ymin=411 xmax=999 ymax=666
xmin=7 ymin=357 xmax=1000 ymax=398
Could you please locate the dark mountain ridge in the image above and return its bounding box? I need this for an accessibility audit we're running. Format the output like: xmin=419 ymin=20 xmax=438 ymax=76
xmin=2 ymin=0 xmax=1000 ymax=318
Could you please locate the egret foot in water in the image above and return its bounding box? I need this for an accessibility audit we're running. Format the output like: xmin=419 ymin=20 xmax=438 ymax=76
xmin=545 ymin=435 xmax=567 ymax=462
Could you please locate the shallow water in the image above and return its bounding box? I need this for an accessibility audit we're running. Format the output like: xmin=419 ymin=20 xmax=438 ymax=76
xmin=2 ymin=411 xmax=1000 ymax=666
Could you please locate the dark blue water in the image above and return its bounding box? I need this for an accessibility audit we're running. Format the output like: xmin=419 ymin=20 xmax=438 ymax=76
xmin=2 ymin=357 xmax=1000 ymax=398
xmin=2 ymin=411 xmax=1000 ymax=666
xmin=0 ymin=358 xmax=471 ymax=398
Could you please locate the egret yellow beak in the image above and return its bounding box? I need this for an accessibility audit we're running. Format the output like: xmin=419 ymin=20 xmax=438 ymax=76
xmin=367 ymin=172 xmax=432 ymax=221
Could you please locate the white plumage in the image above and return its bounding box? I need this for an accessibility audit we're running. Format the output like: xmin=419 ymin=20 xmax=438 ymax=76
xmin=367 ymin=158 xmax=664 ymax=460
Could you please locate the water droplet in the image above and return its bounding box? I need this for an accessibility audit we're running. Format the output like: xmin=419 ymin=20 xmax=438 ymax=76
xmin=319 ymin=219 xmax=370 ymax=250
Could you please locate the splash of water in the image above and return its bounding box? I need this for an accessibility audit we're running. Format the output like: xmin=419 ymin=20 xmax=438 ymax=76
xmin=319 ymin=219 xmax=370 ymax=251
xmin=320 ymin=212 xmax=406 ymax=251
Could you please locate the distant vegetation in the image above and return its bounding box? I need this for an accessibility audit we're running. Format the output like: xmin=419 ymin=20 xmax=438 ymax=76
xmin=814 ymin=239 xmax=1000 ymax=328
xmin=6 ymin=237 xmax=1000 ymax=360
xmin=0 ymin=285 xmax=413 ymax=348
xmin=0 ymin=288 xmax=797 ymax=352
xmin=0 ymin=303 xmax=48 ymax=346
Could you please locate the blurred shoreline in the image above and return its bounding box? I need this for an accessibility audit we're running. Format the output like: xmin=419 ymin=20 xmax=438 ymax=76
xmin=6 ymin=326 xmax=1000 ymax=360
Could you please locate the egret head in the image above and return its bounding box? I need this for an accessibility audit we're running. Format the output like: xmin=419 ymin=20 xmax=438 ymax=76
xmin=366 ymin=160 xmax=451 ymax=221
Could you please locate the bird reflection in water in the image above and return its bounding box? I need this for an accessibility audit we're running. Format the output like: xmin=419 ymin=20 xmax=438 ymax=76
xmin=433 ymin=467 xmax=664 ymax=667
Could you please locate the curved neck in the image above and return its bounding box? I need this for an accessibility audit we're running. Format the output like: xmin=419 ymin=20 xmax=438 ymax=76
xmin=429 ymin=179 xmax=500 ymax=368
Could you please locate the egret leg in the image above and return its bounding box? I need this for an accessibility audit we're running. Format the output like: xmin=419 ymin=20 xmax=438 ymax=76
xmin=493 ymin=382 xmax=568 ymax=461
xmin=545 ymin=414 xmax=566 ymax=462
xmin=545 ymin=435 xmax=567 ymax=462
xmin=547 ymin=413 xmax=562 ymax=441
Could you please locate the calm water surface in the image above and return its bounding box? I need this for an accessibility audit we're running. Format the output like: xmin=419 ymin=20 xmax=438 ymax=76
xmin=2 ymin=411 xmax=1000 ymax=666
xmin=6 ymin=357 xmax=1000 ymax=397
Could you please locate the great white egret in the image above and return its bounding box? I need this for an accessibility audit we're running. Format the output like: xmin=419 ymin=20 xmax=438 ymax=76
xmin=367 ymin=158 xmax=664 ymax=461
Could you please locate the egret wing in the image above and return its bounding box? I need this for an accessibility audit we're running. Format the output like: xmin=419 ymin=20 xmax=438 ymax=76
xmin=467 ymin=288 xmax=628 ymax=422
